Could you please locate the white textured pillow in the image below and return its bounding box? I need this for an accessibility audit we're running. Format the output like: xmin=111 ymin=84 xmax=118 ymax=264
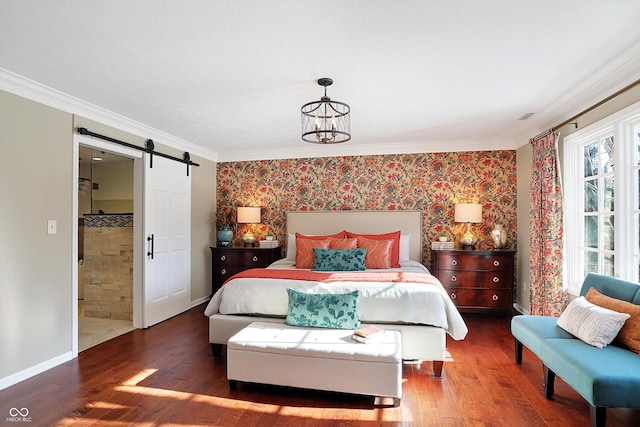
xmin=286 ymin=234 xmax=296 ymax=260
xmin=399 ymin=234 xmax=411 ymax=262
xmin=557 ymin=296 xmax=631 ymax=348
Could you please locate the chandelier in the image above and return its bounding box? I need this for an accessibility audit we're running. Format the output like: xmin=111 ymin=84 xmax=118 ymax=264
xmin=301 ymin=78 xmax=351 ymax=144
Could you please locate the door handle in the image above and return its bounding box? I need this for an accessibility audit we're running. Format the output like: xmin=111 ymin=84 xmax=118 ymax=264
xmin=147 ymin=234 xmax=154 ymax=259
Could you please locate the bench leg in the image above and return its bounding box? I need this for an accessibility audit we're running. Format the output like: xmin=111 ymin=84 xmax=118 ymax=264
xmin=543 ymin=364 xmax=555 ymax=398
xmin=373 ymin=396 xmax=401 ymax=407
xmin=211 ymin=343 xmax=223 ymax=358
xmin=515 ymin=338 xmax=523 ymax=364
xmin=432 ymin=361 xmax=444 ymax=378
xmin=589 ymin=405 xmax=606 ymax=427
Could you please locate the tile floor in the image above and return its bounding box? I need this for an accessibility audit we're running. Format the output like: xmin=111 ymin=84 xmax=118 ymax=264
xmin=78 ymin=300 xmax=135 ymax=352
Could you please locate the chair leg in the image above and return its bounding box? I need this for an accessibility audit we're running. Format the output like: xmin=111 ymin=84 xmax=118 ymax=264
xmin=543 ymin=364 xmax=555 ymax=398
xmin=515 ymin=338 xmax=523 ymax=364
xmin=589 ymin=405 xmax=606 ymax=427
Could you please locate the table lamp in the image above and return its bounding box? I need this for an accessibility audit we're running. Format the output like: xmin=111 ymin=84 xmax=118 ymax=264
xmin=455 ymin=203 xmax=482 ymax=250
xmin=237 ymin=206 xmax=261 ymax=247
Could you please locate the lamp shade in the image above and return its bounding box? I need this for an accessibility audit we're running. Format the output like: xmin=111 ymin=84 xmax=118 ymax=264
xmin=237 ymin=206 xmax=261 ymax=224
xmin=454 ymin=203 xmax=482 ymax=223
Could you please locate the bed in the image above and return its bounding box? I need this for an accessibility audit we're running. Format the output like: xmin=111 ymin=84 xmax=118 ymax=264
xmin=204 ymin=210 xmax=468 ymax=377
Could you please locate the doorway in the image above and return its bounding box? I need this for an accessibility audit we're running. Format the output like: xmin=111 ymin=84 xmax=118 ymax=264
xmin=77 ymin=145 xmax=135 ymax=351
xmin=74 ymin=136 xmax=144 ymax=355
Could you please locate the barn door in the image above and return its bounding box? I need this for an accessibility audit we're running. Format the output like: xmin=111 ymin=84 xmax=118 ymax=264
xmin=143 ymin=153 xmax=191 ymax=327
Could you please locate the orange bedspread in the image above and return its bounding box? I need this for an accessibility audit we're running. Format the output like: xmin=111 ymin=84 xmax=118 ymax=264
xmin=225 ymin=268 xmax=441 ymax=286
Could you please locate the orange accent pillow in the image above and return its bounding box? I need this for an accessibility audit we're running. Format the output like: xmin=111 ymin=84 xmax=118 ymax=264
xmin=295 ymin=238 xmax=330 ymax=268
xmin=357 ymin=237 xmax=393 ymax=269
xmin=330 ymin=237 xmax=358 ymax=250
xmin=586 ymin=287 xmax=640 ymax=354
xmin=295 ymin=231 xmax=347 ymax=240
xmin=346 ymin=231 xmax=401 ymax=267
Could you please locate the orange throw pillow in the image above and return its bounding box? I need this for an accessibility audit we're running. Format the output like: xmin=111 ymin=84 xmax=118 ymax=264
xmin=585 ymin=287 xmax=640 ymax=354
xmin=295 ymin=238 xmax=330 ymax=269
xmin=295 ymin=231 xmax=347 ymax=240
xmin=357 ymin=237 xmax=393 ymax=269
xmin=330 ymin=237 xmax=358 ymax=250
xmin=346 ymin=230 xmax=401 ymax=267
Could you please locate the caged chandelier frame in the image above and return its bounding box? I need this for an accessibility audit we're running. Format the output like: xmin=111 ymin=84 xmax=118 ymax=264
xmin=301 ymin=78 xmax=351 ymax=144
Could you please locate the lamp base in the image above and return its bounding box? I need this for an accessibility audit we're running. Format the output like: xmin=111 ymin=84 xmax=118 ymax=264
xmin=460 ymin=244 xmax=476 ymax=250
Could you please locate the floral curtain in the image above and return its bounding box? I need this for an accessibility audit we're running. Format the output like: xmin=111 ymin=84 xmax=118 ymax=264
xmin=529 ymin=130 xmax=567 ymax=316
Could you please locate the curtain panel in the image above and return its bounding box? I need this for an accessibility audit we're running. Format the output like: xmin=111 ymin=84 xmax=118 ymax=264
xmin=529 ymin=130 xmax=567 ymax=316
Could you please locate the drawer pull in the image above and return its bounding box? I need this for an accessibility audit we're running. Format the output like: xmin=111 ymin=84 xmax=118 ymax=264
xmin=493 ymin=260 xmax=500 ymax=267
xmin=252 ymin=256 xmax=258 ymax=262
xmin=492 ymin=276 xmax=500 ymax=283
xmin=492 ymin=294 xmax=499 ymax=301
xmin=220 ymin=255 xmax=226 ymax=261
xmin=451 ymin=259 xmax=458 ymax=266
xmin=450 ymin=275 xmax=457 ymax=282
xmin=221 ymin=268 xmax=227 ymax=275
xmin=450 ymin=292 xmax=457 ymax=299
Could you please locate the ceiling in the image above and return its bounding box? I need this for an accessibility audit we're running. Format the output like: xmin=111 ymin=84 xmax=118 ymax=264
xmin=1 ymin=0 xmax=640 ymax=162
xmin=79 ymin=146 xmax=131 ymax=165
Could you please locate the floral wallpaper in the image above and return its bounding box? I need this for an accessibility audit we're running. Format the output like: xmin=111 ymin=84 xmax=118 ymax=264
xmin=216 ymin=151 xmax=517 ymax=265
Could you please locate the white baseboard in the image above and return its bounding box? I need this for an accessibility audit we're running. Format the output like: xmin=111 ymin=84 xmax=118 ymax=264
xmin=0 ymin=351 xmax=74 ymax=391
xmin=513 ymin=303 xmax=529 ymax=315
xmin=191 ymin=295 xmax=210 ymax=308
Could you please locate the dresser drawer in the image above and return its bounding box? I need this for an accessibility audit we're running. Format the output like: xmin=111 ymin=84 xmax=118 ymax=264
xmin=213 ymin=265 xmax=247 ymax=283
xmin=437 ymin=270 xmax=513 ymax=289
xmin=445 ymin=287 xmax=512 ymax=309
xmin=436 ymin=253 xmax=513 ymax=271
xmin=215 ymin=251 xmax=271 ymax=266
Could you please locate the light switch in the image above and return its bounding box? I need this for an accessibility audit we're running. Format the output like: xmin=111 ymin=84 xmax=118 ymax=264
xmin=47 ymin=220 xmax=57 ymax=235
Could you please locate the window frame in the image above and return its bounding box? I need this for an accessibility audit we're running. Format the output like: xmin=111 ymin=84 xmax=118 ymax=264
xmin=563 ymin=100 xmax=640 ymax=295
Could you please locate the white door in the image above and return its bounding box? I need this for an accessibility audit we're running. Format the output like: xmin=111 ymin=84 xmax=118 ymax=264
xmin=143 ymin=153 xmax=191 ymax=327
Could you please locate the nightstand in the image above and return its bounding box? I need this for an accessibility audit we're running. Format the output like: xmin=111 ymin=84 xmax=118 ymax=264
xmin=210 ymin=246 xmax=282 ymax=295
xmin=431 ymin=249 xmax=515 ymax=314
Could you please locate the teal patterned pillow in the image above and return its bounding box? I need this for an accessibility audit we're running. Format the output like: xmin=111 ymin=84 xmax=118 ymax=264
xmin=312 ymin=248 xmax=367 ymax=271
xmin=285 ymin=288 xmax=360 ymax=329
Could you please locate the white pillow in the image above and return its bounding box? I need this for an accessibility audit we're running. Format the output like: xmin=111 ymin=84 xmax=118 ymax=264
xmin=557 ymin=296 xmax=630 ymax=348
xmin=286 ymin=234 xmax=296 ymax=260
xmin=399 ymin=234 xmax=411 ymax=262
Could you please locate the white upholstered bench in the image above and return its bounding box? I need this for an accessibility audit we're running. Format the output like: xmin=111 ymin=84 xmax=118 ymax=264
xmin=227 ymin=322 xmax=403 ymax=406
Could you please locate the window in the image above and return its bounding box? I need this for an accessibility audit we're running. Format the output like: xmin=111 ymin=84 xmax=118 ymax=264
xmin=564 ymin=101 xmax=640 ymax=295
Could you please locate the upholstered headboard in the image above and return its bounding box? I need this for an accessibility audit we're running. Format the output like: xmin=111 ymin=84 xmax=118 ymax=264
xmin=286 ymin=210 xmax=422 ymax=262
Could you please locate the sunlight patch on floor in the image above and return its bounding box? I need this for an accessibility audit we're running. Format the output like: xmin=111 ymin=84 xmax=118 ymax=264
xmin=57 ymin=366 xmax=413 ymax=426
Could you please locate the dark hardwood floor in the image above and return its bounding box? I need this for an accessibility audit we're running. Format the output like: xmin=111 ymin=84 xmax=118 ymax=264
xmin=1 ymin=304 xmax=638 ymax=426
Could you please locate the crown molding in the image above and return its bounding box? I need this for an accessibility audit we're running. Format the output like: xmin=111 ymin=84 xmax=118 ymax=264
xmin=0 ymin=68 xmax=218 ymax=162
xmin=217 ymin=137 xmax=517 ymax=162
xmin=514 ymin=50 xmax=640 ymax=147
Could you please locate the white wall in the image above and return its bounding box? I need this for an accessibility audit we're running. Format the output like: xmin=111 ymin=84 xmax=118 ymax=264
xmin=1 ymin=90 xmax=74 ymax=382
xmin=515 ymin=143 xmax=532 ymax=312
xmin=92 ymin=159 xmax=134 ymax=213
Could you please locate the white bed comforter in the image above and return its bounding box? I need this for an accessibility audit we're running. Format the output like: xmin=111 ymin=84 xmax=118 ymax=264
xmin=204 ymin=260 xmax=468 ymax=340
